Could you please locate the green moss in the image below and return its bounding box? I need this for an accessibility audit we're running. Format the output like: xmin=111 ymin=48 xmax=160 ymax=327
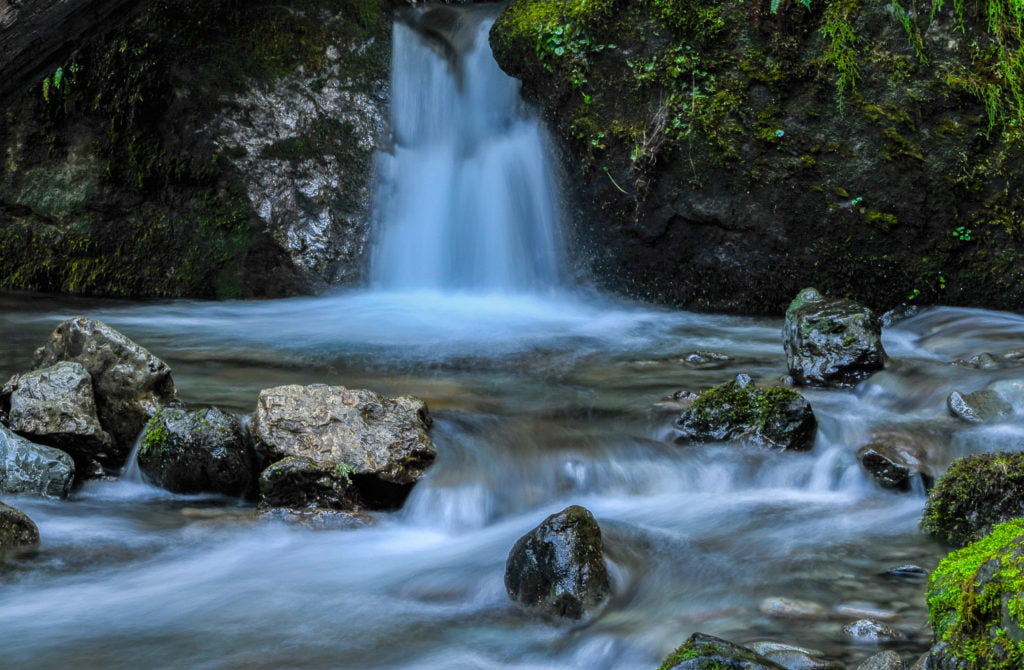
xmin=688 ymin=381 xmax=804 ymax=432
xmin=927 ymin=518 xmax=1024 ymax=668
xmin=141 ymin=412 xmax=173 ymax=454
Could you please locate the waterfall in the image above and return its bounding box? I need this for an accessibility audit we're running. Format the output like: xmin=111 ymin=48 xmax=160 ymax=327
xmin=370 ymin=5 xmax=566 ymax=293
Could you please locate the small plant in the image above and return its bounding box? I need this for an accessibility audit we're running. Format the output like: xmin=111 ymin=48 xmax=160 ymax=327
xmin=952 ymin=226 xmax=973 ymax=241
xmin=907 ymin=287 xmax=921 ymax=300
xmin=334 ymin=462 xmax=356 ymax=485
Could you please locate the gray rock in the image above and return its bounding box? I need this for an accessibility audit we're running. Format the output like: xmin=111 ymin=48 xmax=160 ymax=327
xmin=259 ymin=456 xmax=360 ymax=510
xmin=0 ymin=500 xmax=40 ymax=548
xmin=835 ymin=603 xmax=898 ymax=621
xmin=952 ymin=353 xmax=1001 ymax=370
xmin=683 ymin=350 xmax=731 ymax=368
xmin=783 ymin=288 xmax=886 ymax=387
xmin=843 ymin=618 xmax=902 ymax=643
xmin=759 ymin=597 xmax=829 ymax=619
xmin=661 ymin=633 xmax=786 ymax=669
xmin=884 ymin=565 xmax=927 ymax=580
xmin=32 ymin=318 xmax=178 ymax=466
xmin=857 ymin=651 xmax=905 ymax=670
xmin=946 ymin=389 xmax=1012 ymax=423
xmin=748 ymin=641 xmax=844 ymax=669
xmin=880 ymin=304 xmax=919 ymax=328
xmin=259 ymin=506 xmax=373 ymax=530
xmin=7 ymin=361 xmax=113 ymax=472
xmin=137 ymin=407 xmax=256 ymax=497
xmin=857 ymin=437 xmax=931 ymax=491
xmin=504 ymin=505 xmax=611 ymax=620
xmin=674 ymin=380 xmax=816 ymax=451
xmin=252 ymin=384 xmax=435 ymax=508
xmin=0 ymin=424 xmax=75 ymax=498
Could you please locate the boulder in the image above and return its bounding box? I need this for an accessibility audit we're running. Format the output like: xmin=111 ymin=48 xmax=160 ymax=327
xmin=748 ymin=641 xmax=843 ymax=670
xmin=0 ymin=424 xmax=75 ymax=499
xmin=0 ymin=500 xmax=40 ymax=548
xmin=659 ymin=633 xmax=786 ymax=670
xmin=674 ymin=377 xmax=816 ymax=451
xmin=252 ymin=384 xmax=435 ymax=508
xmin=6 ymin=361 xmax=113 ymax=472
xmin=783 ymin=288 xmax=886 ymax=387
xmin=137 ymin=407 xmax=256 ymax=497
xmin=921 ymin=452 xmax=1024 ymax=547
xmin=925 ymin=519 xmax=1024 ymax=669
xmin=504 ymin=505 xmax=611 ymax=620
xmin=259 ymin=456 xmax=360 ymax=510
xmin=857 ymin=437 xmax=932 ymax=491
xmin=946 ymin=390 xmax=1012 ymax=424
xmin=32 ymin=317 xmax=178 ymax=466
xmin=857 ymin=651 xmax=906 ymax=670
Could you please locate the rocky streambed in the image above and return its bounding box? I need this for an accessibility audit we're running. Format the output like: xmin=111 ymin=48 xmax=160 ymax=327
xmin=2 ymin=289 xmax=1024 ymax=669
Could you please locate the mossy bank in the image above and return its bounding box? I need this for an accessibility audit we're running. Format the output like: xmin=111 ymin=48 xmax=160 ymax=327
xmin=0 ymin=0 xmax=394 ymax=298
xmin=490 ymin=0 xmax=1024 ymax=314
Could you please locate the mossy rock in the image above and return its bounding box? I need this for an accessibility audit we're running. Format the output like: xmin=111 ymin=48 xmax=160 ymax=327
xmin=658 ymin=632 xmax=787 ymax=669
xmin=926 ymin=519 xmax=1024 ymax=669
xmin=921 ymin=453 xmax=1024 ymax=548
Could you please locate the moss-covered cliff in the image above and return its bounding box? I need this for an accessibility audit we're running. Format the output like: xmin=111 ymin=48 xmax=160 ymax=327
xmin=0 ymin=0 xmax=392 ymax=299
xmin=491 ymin=0 xmax=1024 ymax=314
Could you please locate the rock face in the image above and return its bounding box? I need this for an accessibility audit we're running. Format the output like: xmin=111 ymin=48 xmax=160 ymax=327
xmin=673 ymin=377 xmax=816 ymax=451
xmin=857 ymin=437 xmax=932 ymax=491
xmin=921 ymin=452 xmax=1024 ymax=547
xmin=783 ymin=289 xmax=886 ymax=387
xmin=658 ymin=633 xmax=786 ymax=670
xmin=32 ymin=317 xmax=178 ymax=467
xmin=0 ymin=501 xmax=40 ymax=548
xmin=252 ymin=384 xmax=436 ymax=508
xmin=0 ymin=424 xmax=75 ymax=499
xmin=946 ymin=390 xmax=1013 ymax=424
xmin=259 ymin=456 xmax=360 ymax=510
xmin=925 ymin=519 xmax=1024 ymax=669
xmin=137 ymin=407 xmax=256 ymax=497
xmin=504 ymin=505 xmax=611 ymax=620
xmin=6 ymin=361 xmax=113 ymax=470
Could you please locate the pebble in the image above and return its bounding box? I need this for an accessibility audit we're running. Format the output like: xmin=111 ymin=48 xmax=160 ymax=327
xmin=759 ymin=597 xmax=828 ymax=619
xmin=835 ymin=603 xmax=899 ymax=621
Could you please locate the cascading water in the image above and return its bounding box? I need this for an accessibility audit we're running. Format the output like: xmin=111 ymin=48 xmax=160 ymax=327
xmin=370 ymin=6 xmax=565 ymax=292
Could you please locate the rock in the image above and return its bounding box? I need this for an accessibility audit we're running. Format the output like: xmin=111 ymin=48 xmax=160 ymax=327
xmin=920 ymin=452 xmax=1024 ymax=547
xmin=674 ymin=379 xmax=816 ymax=450
xmin=857 ymin=651 xmax=905 ymax=670
xmin=748 ymin=641 xmax=843 ymax=670
xmin=683 ymin=351 xmax=731 ymax=368
xmin=884 ymin=565 xmax=928 ymax=580
xmin=32 ymin=318 xmax=178 ymax=467
xmin=835 ymin=604 xmax=899 ymax=621
xmin=259 ymin=507 xmax=373 ymax=530
xmin=952 ymin=353 xmax=1001 ymax=371
xmin=6 ymin=361 xmax=113 ymax=473
xmin=759 ymin=597 xmax=828 ymax=619
xmin=880 ymin=304 xmax=920 ymax=328
xmin=946 ymin=390 xmax=1012 ymax=423
xmin=658 ymin=633 xmax=786 ymax=669
xmin=857 ymin=438 xmax=931 ymax=491
xmin=258 ymin=456 xmax=360 ymax=510
xmin=0 ymin=501 xmax=40 ymax=548
xmin=0 ymin=424 xmax=75 ymax=498
xmin=783 ymin=288 xmax=886 ymax=387
xmin=925 ymin=519 xmax=1024 ymax=669
xmin=843 ymin=618 xmax=902 ymax=643
xmin=504 ymin=505 xmax=611 ymax=620
xmin=252 ymin=384 xmax=435 ymax=509
xmin=137 ymin=407 xmax=256 ymax=497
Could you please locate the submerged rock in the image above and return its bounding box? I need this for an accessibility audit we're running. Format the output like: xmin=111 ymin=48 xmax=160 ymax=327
xmin=0 ymin=501 xmax=40 ymax=549
xmin=857 ymin=651 xmax=905 ymax=670
xmin=921 ymin=452 xmax=1024 ymax=547
xmin=252 ymin=384 xmax=435 ymax=508
xmin=946 ymin=390 xmax=1012 ymax=423
xmin=32 ymin=318 xmax=178 ymax=467
xmin=759 ymin=597 xmax=829 ymax=619
xmin=0 ymin=424 xmax=75 ymax=499
xmin=6 ymin=361 xmax=113 ymax=473
xmin=857 ymin=437 xmax=932 ymax=491
xmin=659 ymin=633 xmax=786 ymax=669
xmin=673 ymin=377 xmax=816 ymax=451
xmin=783 ymin=288 xmax=886 ymax=387
xmin=748 ymin=641 xmax=843 ymax=670
xmin=843 ymin=618 xmax=902 ymax=643
xmin=504 ymin=505 xmax=611 ymax=620
xmin=137 ymin=407 xmax=256 ymax=497
xmin=258 ymin=456 xmax=360 ymax=510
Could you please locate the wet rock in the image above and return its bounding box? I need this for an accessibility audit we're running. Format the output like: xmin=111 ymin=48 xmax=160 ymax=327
xmin=0 ymin=501 xmax=39 ymax=548
xmin=0 ymin=424 xmax=75 ymax=498
xmin=857 ymin=651 xmax=905 ymax=670
xmin=759 ymin=597 xmax=828 ymax=619
xmin=659 ymin=633 xmax=786 ymax=669
xmin=32 ymin=318 xmax=178 ymax=467
xmin=258 ymin=456 xmax=360 ymax=510
xmin=653 ymin=390 xmax=700 ymax=413
xmin=952 ymin=353 xmax=1001 ymax=371
xmin=674 ymin=378 xmax=816 ymax=451
xmin=843 ymin=618 xmax=902 ymax=643
xmin=137 ymin=407 xmax=256 ymax=497
xmin=946 ymin=389 xmax=1012 ymax=423
xmin=259 ymin=506 xmax=373 ymax=530
xmin=880 ymin=304 xmax=920 ymax=328
xmin=252 ymin=384 xmax=435 ymax=508
xmin=683 ymin=350 xmax=731 ymax=368
xmin=6 ymin=361 xmax=113 ymax=473
xmin=835 ymin=603 xmax=899 ymax=621
xmin=504 ymin=505 xmax=611 ymax=620
xmin=883 ymin=565 xmax=928 ymax=581
xmin=921 ymin=452 xmax=1024 ymax=547
xmin=925 ymin=519 xmax=1024 ymax=669
xmin=857 ymin=438 xmax=931 ymax=491
xmin=748 ymin=641 xmax=843 ymax=670
xmin=783 ymin=288 xmax=886 ymax=387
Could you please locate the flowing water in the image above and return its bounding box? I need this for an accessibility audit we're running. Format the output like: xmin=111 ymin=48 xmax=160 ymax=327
xmin=2 ymin=6 xmax=1024 ymax=669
